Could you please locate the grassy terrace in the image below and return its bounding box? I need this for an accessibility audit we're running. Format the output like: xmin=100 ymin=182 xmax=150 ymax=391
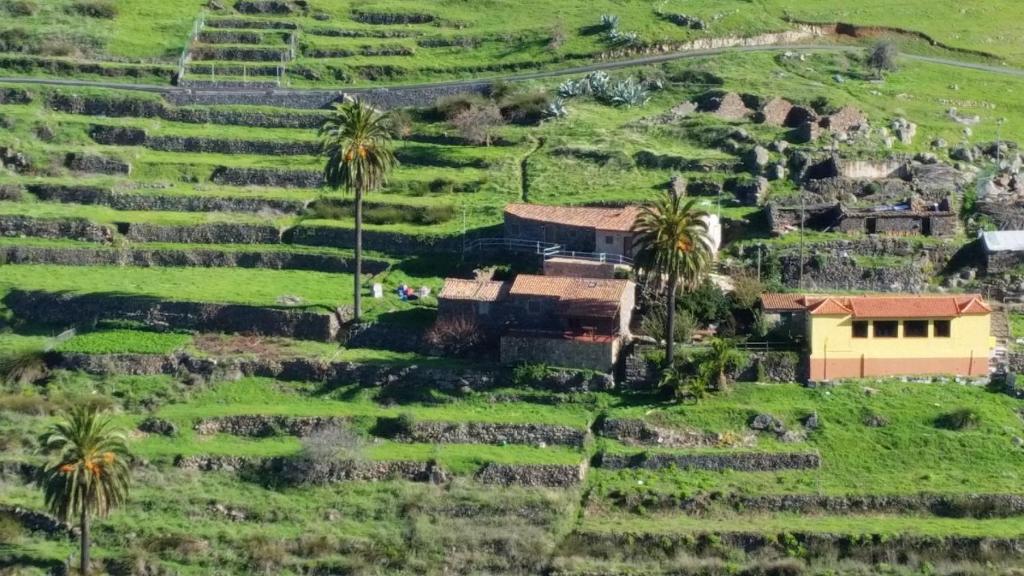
xmin=593 ymin=381 xmax=1024 ymax=496
xmin=0 ymin=264 xmax=441 ymax=318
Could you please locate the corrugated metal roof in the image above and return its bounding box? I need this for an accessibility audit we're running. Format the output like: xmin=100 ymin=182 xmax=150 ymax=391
xmin=982 ymin=230 xmax=1024 ymax=253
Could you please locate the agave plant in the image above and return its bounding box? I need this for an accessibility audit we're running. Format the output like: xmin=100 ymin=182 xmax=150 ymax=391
xmin=545 ymin=98 xmax=568 ymax=119
xmin=557 ymin=79 xmax=585 ymax=98
xmin=607 ymin=78 xmax=650 ymax=107
xmin=599 ymin=14 xmax=619 ymax=31
xmin=608 ymin=30 xmax=640 ymax=47
xmin=584 ymin=71 xmax=611 ymax=97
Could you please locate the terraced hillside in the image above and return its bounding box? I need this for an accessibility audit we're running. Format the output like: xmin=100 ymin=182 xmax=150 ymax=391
xmin=3 ymin=0 xmax=1024 ymax=88
xmin=3 ymin=1 xmax=1024 ymax=574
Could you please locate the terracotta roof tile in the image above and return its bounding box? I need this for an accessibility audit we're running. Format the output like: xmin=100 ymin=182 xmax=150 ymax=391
xmin=510 ymin=274 xmax=631 ymax=318
xmin=504 ymin=204 xmax=641 ymax=232
xmin=439 ymin=278 xmax=507 ymax=302
xmin=760 ymin=293 xmax=807 ymax=312
xmin=792 ymin=293 xmax=991 ymax=318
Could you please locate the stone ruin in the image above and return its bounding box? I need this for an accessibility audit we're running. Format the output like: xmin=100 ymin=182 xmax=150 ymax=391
xmin=698 ymin=91 xmax=751 ymax=120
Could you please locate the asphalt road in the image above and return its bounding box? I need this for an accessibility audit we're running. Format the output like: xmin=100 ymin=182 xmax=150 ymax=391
xmin=0 ymin=43 xmax=1020 ymax=97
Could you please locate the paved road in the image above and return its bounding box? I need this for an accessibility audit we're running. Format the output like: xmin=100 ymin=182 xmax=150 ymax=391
xmin=0 ymin=43 xmax=1021 ymax=97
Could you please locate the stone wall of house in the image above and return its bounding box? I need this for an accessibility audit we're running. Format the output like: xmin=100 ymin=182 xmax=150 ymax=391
xmin=838 ymin=213 xmax=957 ymax=237
xmin=4 ymin=290 xmax=344 ymax=341
xmin=504 ymin=213 xmax=594 ymax=252
xmin=987 ymin=250 xmax=1024 ymax=275
xmin=500 ymin=334 xmax=619 ymax=372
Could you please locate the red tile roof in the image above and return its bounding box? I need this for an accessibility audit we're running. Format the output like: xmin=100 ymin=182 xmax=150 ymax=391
xmin=510 ymin=274 xmax=631 ymax=318
xmin=439 ymin=278 xmax=507 ymax=302
xmin=761 ymin=293 xmax=991 ymax=318
xmin=760 ymin=293 xmax=808 ymax=312
xmin=504 ymin=203 xmax=641 ymax=232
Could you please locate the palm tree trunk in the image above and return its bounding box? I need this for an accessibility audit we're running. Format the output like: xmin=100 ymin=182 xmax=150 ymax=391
xmin=664 ymin=276 xmax=677 ymax=367
xmin=354 ymin=189 xmax=363 ymax=322
xmin=80 ymin=507 xmax=90 ymax=576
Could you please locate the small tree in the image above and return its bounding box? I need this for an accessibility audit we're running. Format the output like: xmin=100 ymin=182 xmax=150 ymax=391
xmin=450 ymin=103 xmax=503 ymax=146
xmin=386 ymin=108 xmax=413 ymax=142
xmin=867 ymin=41 xmax=899 ymax=77
xmin=38 ymin=405 xmax=131 ymax=576
xmin=698 ymin=338 xmax=745 ymax=392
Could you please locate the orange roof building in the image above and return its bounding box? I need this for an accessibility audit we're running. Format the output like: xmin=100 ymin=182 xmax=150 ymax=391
xmin=761 ymin=293 xmax=993 ymax=381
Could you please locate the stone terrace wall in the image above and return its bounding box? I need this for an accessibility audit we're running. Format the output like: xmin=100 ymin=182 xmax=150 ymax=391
xmin=4 ymin=290 xmax=344 ymax=341
xmin=394 ymin=421 xmax=588 ymax=447
xmin=0 ymin=243 xmax=386 ymax=274
xmin=475 ymin=462 xmax=585 ymax=487
xmin=164 ymin=83 xmax=490 ymax=110
xmin=291 ymin=225 xmax=501 ymax=255
xmin=598 ymin=451 xmax=821 ymax=471
xmin=124 ymin=222 xmax=283 ymax=244
xmin=500 ymin=335 xmax=619 ymax=372
xmin=194 ymin=415 xmax=349 ymax=437
xmin=28 ymin=183 xmax=307 ymax=215
xmin=175 ymin=455 xmax=440 ymax=484
xmin=210 ymin=166 xmax=324 ymax=188
xmin=0 ymin=215 xmax=112 ymax=243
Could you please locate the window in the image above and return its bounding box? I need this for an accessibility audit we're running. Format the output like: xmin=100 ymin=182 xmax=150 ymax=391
xmin=934 ymin=320 xmax=951 ymax=338
xmin=873 ymin=321 xmax=898 ymax=338
xmin=903 ymin=320 xmax=928 ymax=338
xmin=852 ymin=321 xmax=868 ymax=338
xmin=605 ymin=235 xmax=614 ymax=245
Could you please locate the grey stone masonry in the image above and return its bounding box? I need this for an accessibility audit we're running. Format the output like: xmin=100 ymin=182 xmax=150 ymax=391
xmin=598 ymin=450 xmax=821 ymax=471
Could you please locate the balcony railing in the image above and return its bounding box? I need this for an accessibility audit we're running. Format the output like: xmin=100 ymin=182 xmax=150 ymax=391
xmin=463 ymin=237 xmax=633 ymax=265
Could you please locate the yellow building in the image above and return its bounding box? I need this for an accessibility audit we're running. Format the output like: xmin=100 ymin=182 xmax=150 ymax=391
xmin=763 ymin=294 xmax=992 ymax=380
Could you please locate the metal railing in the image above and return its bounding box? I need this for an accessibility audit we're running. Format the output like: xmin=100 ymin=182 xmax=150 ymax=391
xmin=176 ymin=11 xmax=206 ymax=84
xmin=463 ymin=237 xmax=633 ymax=265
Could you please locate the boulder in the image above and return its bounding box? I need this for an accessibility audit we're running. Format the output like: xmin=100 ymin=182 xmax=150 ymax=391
xmin=745 ymin=145 xmax=770 ymax=172
xmin=750 ymin=413 xmax=786 ymax=435
xmin=891 ymin=118 xmax=917 ymax=144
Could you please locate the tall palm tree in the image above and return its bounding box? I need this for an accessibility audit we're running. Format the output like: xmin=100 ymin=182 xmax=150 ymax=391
xmin=38 ymin=405 xmax=131 ymax=576
xmin=632 ymin=191 xmax=713 ymax=366
xmin=320 ymin=100 xmax=397 ymax=321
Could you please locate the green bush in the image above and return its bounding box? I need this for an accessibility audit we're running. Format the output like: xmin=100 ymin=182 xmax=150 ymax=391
xmin=4 ymin=0 xmax=38 ymax=16
xmin=936 ymin=408 xmax=981 ymax=431
xmin=512 ymin=363 xmax=550 ymax=386
xmin=68 ymin=0 xmax=118 ymax=18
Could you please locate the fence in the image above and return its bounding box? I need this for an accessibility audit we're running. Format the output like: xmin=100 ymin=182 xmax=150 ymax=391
xmin=463 ymin=237 xmax=633 ymax=265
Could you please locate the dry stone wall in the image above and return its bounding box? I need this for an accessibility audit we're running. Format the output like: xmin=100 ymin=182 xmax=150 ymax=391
xmin=475 ymin=463 xmax=585 ymax=487
xmin=394 ymin=421 xmax=588 ymax=447
xmin=0 ymin=215 xmax=112 ymax=242
xmin=124 ymin=223 xmax=283 ymax=244
xmin=4 ymin=290 xmax=344 ymax=341
xmin=194 ymin=415 xmax=349 ymax=437
xmin=27 ymin=183 xmax=307 ymax=214
xmin=211 ymin=166 xmax=324 ymax=188
xmin=598 ymin=451 xmax=821 ymax=471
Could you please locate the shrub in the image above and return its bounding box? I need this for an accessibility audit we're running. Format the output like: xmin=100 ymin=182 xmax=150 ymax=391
xmin=386 ymin=109 xmax=413 ymax=141
xmin=0 ymin=513 xmax=24 ymax=544
xmin=0 ymin=28 xmax=38 ymax=53
xmin=867 ymin=40 xmax=899 ymax=75
xmin=0 ymin=184 xmax=22 ymax=201
xmin=450 ymin=103 xmax=504 ymax=146
xmin=678 ymin=279 xmax=732 ymax=326
xmin=435 ymin=93 xmax=488 ymax=119
xmin=731 ymin=274 xmax=764 ymax=311
xmin=300 ymin=426 xmax=363 ymax=461
xmin=0 ymin=346 xmax=48 ymax=387
xmin=5 ymin=0 xmax=38 ymax=16
xmin=499 ymin=91 xmax=551 ymax=125
xmin=424 ymin=315 xmax=484 ymax=356
xmin=245 ymin=534 xmax=287 ymax=574
xmin=512 ymin=363 xmax=549 ymax=386
xmin=68 ymin=0 xmax=117 ymax=18
xmin=639 ymin=305 xmax=694 ymax=345
xmin=936 ymin=408 xmax=981 ymax=431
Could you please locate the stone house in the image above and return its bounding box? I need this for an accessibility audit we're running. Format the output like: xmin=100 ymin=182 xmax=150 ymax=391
xmin=504 ymin=203 xmax=641 ymax=257
xmin=763 ymin=293 xmax=992 ymax=381
xmin=837 ymin=197 xmax=957 ymax=237
xmin=981 ymin=230 xmax=1024 ymax=273
xmin=437 ymin=274 xmax=636 ymax=371
xmin=503 ymin=203 xmax=721 ymax=260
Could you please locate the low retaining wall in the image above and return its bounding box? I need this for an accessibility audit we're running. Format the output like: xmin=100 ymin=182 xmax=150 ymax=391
xmin=147 ymin=135 xmax=319 ymax=156
xmin=211 ymin=166 xmax=324 ymax=188
xmin=475 ymin=462 xmax=585 ymax=487
xmin=163 ymin=83 xmax=489 ymax=111
xmin=64 ymin=152 xmax=131 ymax=176
xmin=0 ymin=505 xmax=76 ymax=539
xmin=5 ymin=290 xmax=344 ymax=341
xmin=175 ymin=455 xmax=439 ymax=484
xmin=597 ymin=451 xmax=820 ymax=471
xmin=618 ymin=492 xmax=1024 ymax=518
xmin=566 ymin=530 xmax=1024 ymax=563
xmin=500 ymin=335 xmax=619 ymax=372
xmin=194 ymin=415 xmax=349 ymax=437
xmin=0 ymin=243 xmax=385 ymax=274
xmin=291 ymin=225 xmax=487 ymax=255
xmin=597 ymin=418 xmax=752 ymax=449
xmin=124 ymin=222 xmax=283 ymax=244
xmin=0 ymin=215 xmax=112 ymax=243
xmin=28 ymin=183 xmax=307 ymax=214
xmin=394 ymin=421 xmax=587 ymax=447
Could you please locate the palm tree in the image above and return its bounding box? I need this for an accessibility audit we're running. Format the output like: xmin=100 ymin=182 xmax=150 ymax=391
xmin=38 ymin=405 xmax=131 ymax=576
xmin=320 ymin=101 xmax=397 ymax=321
xmin=632 ymin=191 xmax=713 ymax=366
xmin=699 ymin=337 xmax=745 ymax=391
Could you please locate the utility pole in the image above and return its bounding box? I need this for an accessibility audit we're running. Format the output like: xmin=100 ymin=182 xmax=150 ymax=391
xmin=756 ymin=243 xmax=762 ymax=282
xmin=799 ymin=191 xmax=805 ymax=290
xmin=996 ymin=117 xmax=1006 ymax=166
